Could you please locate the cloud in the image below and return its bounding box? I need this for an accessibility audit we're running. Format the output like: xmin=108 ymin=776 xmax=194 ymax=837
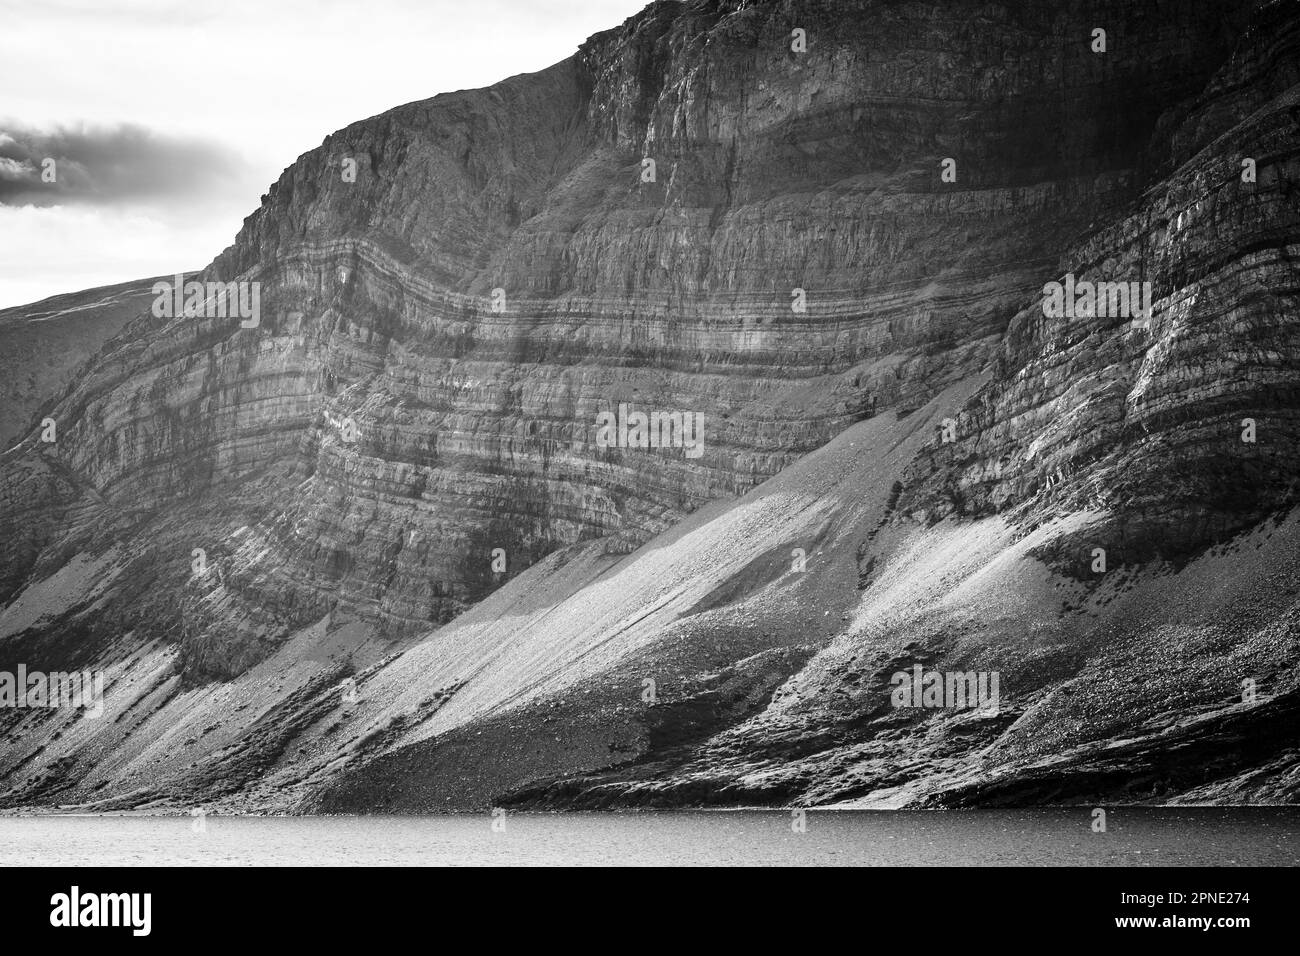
xmin=0 ymin=121 xmax=256 ymax=207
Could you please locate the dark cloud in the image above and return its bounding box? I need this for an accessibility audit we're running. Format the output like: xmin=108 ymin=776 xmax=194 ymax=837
xmin=0 ymin=121 xmax=254 ymax=207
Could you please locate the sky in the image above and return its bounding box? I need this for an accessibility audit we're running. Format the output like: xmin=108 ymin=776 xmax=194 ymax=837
xmin=0 ymin=0 xmax=650 ymax=308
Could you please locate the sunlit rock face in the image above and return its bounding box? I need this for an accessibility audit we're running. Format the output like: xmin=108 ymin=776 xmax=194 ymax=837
xmin=1 ymin=0 xmax=1297 ymax=812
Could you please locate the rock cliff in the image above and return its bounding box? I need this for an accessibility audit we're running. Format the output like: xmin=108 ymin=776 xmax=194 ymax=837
xmin=1 ymin=0 xmax=1297 ymax=811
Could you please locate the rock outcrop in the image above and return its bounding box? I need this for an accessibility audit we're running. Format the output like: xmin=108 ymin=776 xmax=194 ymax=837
xmin=1 ymin=0 xmax=1298 ymax=812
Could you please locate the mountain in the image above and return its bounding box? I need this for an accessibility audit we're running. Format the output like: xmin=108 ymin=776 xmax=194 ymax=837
xmin=0 ymin=277 xmax=175 ymax=451
xmin=1 ymin=0 xmax=1298 ymax=812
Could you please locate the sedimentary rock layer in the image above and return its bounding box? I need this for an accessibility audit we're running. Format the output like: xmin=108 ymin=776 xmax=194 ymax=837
xmin=1 ymin=0 xmax=1297 ymax=811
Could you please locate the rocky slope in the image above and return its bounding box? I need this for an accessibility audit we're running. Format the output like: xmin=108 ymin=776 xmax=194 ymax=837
xmin=1 ymin=0 xmax=1297 ymax=812
xmin=0 ymin=277 xmax=170 ymax=450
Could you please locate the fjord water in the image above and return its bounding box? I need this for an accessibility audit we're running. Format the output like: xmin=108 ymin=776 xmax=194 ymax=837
xmin=2 ymin=809 xmax=1297 ymax=866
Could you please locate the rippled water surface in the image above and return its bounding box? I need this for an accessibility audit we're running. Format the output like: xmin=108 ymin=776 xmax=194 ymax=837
xmin=2 ymin=808 xmax=1297 ymax=866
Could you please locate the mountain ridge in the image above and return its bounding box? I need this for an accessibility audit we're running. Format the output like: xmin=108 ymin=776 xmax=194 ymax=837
xmin=1 ymin=0 xmax=1297 ymax=811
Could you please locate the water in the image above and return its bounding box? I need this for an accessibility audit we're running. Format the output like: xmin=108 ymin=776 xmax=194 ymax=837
xmin=1 ymin=809 xmax=1296 ymax=866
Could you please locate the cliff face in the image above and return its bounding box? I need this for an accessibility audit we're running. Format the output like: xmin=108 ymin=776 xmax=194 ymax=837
xmin=906 ymin=0 xmax=1300 ymax=566
xmin=1 ymin=0 xmax=1298 ymax=812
